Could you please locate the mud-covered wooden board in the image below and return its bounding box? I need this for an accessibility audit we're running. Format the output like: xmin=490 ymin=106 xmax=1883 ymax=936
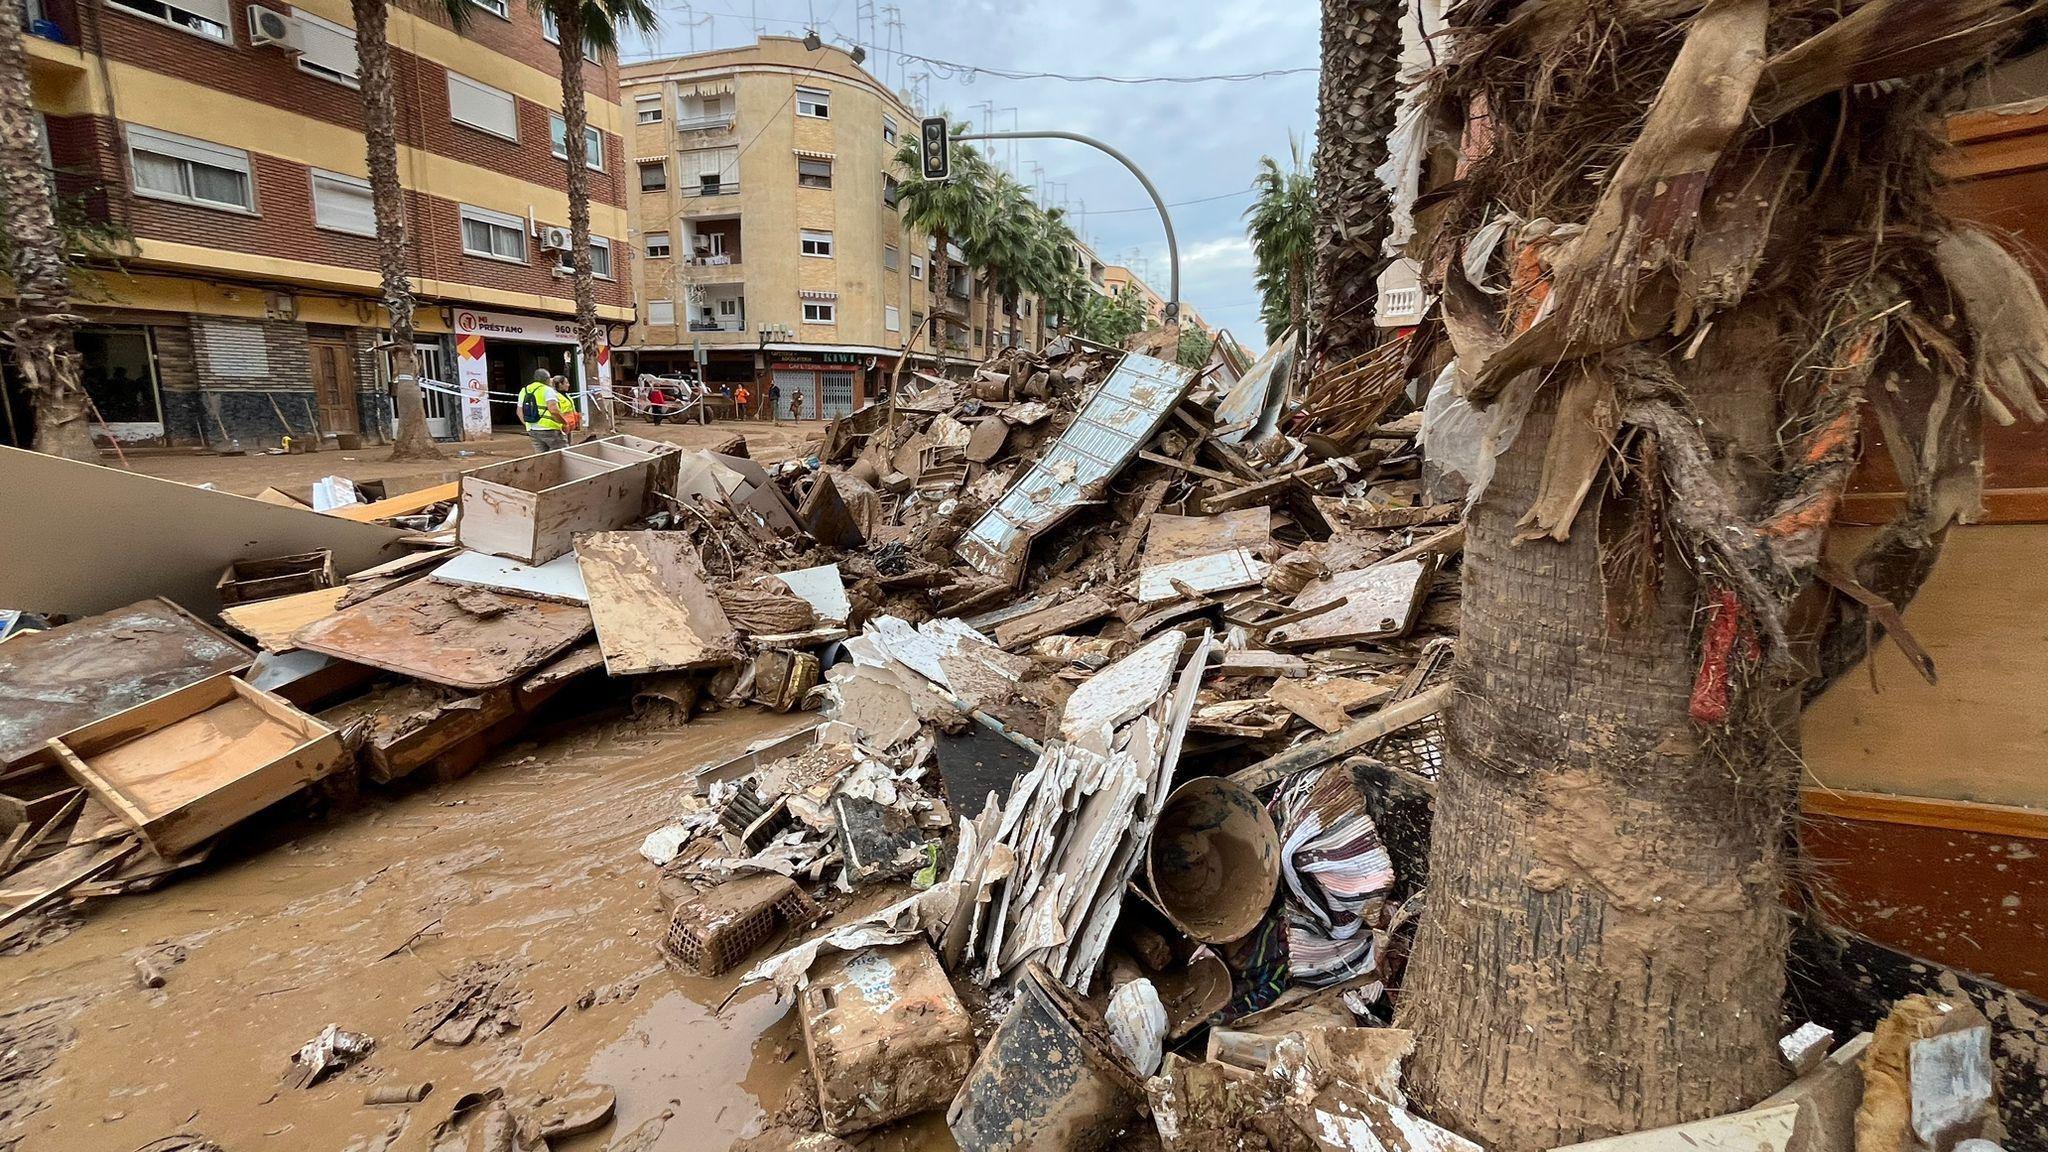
xmin=574 ymin=532 xmax=736 ymax=676
xmin=290 ymin=579 xmax=591 ymax=691
xmin=0 ymin=598 xmax=253 ymax=769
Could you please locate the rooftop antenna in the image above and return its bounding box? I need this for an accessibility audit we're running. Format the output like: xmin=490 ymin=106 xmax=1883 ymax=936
xmin=882 ymin=5 xmax=904 ymax=87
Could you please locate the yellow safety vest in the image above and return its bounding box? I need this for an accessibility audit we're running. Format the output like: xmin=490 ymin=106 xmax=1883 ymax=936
xmin=520 ymin=382 xmax=567 ymax=431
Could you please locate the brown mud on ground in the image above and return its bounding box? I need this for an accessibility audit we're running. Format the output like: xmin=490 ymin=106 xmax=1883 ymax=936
xmin=0 ymin=706 xmax=951 ymax=1151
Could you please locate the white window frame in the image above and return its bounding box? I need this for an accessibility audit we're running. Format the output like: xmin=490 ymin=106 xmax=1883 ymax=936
xmin=799 ymin=229 xmax=833 ymax=258
xmin=447 ymin=72 xmax=518 ymax=142
xmin=882 ymin=114 xmax=898 ymax=145
xmin=309 ymin=168 xmax=375 ymax=236
xmin=717 ymin=297 xmax=740 ymax=318
xmin=885 ymin=305 xmax=901 ymax=332
xmin=883 ymin=244 xmax=899 ymax=271
xmin=648 ymin=299 xmax=676 ymax=326
xmin=644 ymin=231 xmax=671 ymax=259
xmin=106 ymin=0 xmax=231 ymax=43
xmin=802 ymin=300 xmax=836 ymax=324
xmin=556 ymin=236 xmax=613 ymax=279
xmin=541 ymin=8 xmax=600 ymax=61
xmin=464 ymin=0 xmax=507 ymax=18
xmin=458 ymin=203 xmax=528 ymax=264
xmin=549 ymin=114 xmax=604 ymax=170
xmin=910 ymin=255 xmax=924 ymax=280
xmin=292 ymin=8 xmax=359 ymax=88
xmin=126 ymin=124 xmax=254 ymax=213
xmin=795 ymin=86 xmax=830 ymax=119
xmin=635 ymin=94 xmax=663 ymax=124
xmin=638 ymin=160 xmax=666 ymax=191
xmin=796 ymin=156 xmax=832 ymax=189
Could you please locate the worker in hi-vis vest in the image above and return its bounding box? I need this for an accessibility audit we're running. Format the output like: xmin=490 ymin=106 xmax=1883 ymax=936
xmin=518 ymin=367 xmax=573 ymax=452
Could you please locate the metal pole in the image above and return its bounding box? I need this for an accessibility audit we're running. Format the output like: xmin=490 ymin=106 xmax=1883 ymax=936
xmin=953 ymin=129 xmax=1180 ymax=326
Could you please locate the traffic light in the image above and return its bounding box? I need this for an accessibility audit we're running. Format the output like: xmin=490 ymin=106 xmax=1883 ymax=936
xmin=920 ymin=117 xmax=951 ymax=182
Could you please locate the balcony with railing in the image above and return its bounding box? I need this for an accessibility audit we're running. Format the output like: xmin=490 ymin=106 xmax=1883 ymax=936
xmin=681 ymin=178 xmax=741 ymax=200
xmin=675 ymin=112 xmax=736 ymax=134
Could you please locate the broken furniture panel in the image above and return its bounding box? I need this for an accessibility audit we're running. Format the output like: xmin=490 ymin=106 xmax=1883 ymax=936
xmin=1267 ymin=558 xmax=1435 ymax=647
xmin=0 ymin=598 xmax=254 ymax=769
xmin=1135 ymin=548 xmax=1272 ymax=604
xmin=957 ymin=352 xmax=1197 ymax=583
xmin=1142 ymin=509 xmax=1273 ymax=567
xmin=219 ymin=586 xmax=351 ymax=654
xmin=574 ymin=532 xmax=738 ymax=676
xmin=993 ymin=592 xmax=1117 ymax=651
xmin=801 ymin=941 xmax=976 ymax=1136
xmin=458 ymin=436 xmax=674 ymax=565
xmin=0 ymin=445 xmax=404 ymax=617
xmin=291 ymin=579 xmax=592 ymax=691
xmin=215 ymin=551 xmax=337 ymax=606
xmin=429 ymin=550 xmax=589 ymax=605
xmin=46 ymin=672 xmax=347 ymax=857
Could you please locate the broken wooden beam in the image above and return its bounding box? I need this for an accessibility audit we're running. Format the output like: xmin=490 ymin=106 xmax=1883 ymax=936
xmin=1229 ymin=683 xmax=1454 ymax=793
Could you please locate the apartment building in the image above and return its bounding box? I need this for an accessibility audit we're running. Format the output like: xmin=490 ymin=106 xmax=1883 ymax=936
xmin=12 ymin=0 xmax=630 ymax=447
xmin=626 ymin=36 xmax=1041 ymax=418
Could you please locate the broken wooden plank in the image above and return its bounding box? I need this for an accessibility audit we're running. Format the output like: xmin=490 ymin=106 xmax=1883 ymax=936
xmin=0 ymin=790 xmax=83 ymax=875
xmin=1268 ymin=559 xmax=1435 ymax=647
xmin=0 ymin=599 xmax=254 ymax=769
xmin=574 ymin=532 xmax=738 ymax=676
xmin=1268 ymin=677 xmax=1394 ymax=735
xmin=1214 ymin=650 xmax=1310 ymax=678
xmin=47 ymin=673 xmax=347 ymax=857
xmin=1229 ymin=683 xmax=1454 ymax=793
xmin=220 ymin=586 xmax=352 ymax=654
xmin=327 ymin=480 xmax=459 ymax=524
xmin=345 ymin=546 xmax=458 ymax=583
xmin=1114 ymin=479 xmax=1172 ymax=572
xmin=0 ymin=838 xmax=137 ymax=930
xmin=292 ymin=579 xmax=592 ymax=691
xmin=1136 ymin=449 xmax=1241 ymax=485
xmin=993 ymin=592 xmax=1116 ymax=651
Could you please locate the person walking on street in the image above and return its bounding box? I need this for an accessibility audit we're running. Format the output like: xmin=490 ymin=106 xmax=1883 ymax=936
xmin=769 ymin=382 xmax=782 ymax=424
xmin=789 ymin=387 xmax=804 ymax=422
xmin=734 ymin=382 xmax=752 ymax=420
xmin=518 ymin=368 xmax=572 ymax=452
xmin=646 ymin=382 xmax=668 ymax=426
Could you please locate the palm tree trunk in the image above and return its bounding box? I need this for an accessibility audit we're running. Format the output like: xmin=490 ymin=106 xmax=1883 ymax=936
xmin=1311 ymin=0 xmax=1400 ymax=367
xmin=354 ymin=0 xmax=441 ymax=461
xmin=552 ymin=4 xmax=610 ymax=436
xmin=0 ymin=0 xmax=95 ymax=462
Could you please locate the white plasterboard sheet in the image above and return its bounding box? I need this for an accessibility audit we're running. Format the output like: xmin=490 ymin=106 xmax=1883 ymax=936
xmin=773 ymin=564 xmax=851 ymax=623
xmin=431 ymin=550 xmax=589 ymax=605
xmin=1059 ymin=630 xmax=1186 ymax=746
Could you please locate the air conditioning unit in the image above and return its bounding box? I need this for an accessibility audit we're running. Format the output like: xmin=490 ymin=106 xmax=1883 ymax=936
xmin=247 ymin=6 xmax=302 ymax=50
xmin=539 ymin=226 xmax=573 ymax=251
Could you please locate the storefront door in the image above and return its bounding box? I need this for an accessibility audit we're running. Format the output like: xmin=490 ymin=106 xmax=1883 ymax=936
xmin=819 ymin=371 xmax=855 ymax=419
xmin=309 ymin=339 xmax=358 ymax=434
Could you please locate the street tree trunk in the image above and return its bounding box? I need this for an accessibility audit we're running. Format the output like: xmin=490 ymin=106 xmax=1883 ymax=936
xmin=0 ymin=0 xmax=96 ymax=461
xmin=1310 ymin=0 xmax=1400 ymax=368
xmin=1391 ymin=2 xmax=2047 ymax=1145
xmin=354 ymin=0 xmax=441 ymax=461
xmin=1399 ymin=332 xmax=1796 ymax=1146
xmin=553 ymin=6 xmax=611 ymax=436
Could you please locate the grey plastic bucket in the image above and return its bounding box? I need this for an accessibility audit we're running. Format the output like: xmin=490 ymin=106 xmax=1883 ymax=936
xmin=946 ymin=963 xmax=1146 ymax=1152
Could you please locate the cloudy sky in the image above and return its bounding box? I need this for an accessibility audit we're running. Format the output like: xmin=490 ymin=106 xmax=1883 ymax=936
xmin=620 ymin=0 xmax=1323 ymax=351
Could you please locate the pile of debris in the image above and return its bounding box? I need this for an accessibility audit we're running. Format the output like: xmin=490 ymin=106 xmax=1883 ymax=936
xmin=0 ymin=327 xmax=2023 ymax=1151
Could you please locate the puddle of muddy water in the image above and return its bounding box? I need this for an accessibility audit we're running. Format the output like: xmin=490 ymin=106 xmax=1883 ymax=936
xmin=0 ymin=708 xmax=879 ymax=1152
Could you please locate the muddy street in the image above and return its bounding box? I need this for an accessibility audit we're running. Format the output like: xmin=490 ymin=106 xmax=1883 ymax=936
xmin=0 ymin=707 xmax=911 ymax=1152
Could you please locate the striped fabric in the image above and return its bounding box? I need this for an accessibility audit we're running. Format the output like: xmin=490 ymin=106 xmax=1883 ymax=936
xmin=1273 ymin=763 xmax=1396 ymax=989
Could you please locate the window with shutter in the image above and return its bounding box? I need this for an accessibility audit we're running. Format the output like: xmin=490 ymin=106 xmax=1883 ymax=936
xmin=311 ymin=170 xmax=375 ymax=236
xmin=447 ymin=72 xmax=518 ymax=141
xmin=293 ymin=9 xmax=359 ymax=86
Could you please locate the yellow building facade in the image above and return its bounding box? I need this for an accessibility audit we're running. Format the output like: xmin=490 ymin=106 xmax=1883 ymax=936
xmin=13 ymin=0 xmax=630 ymax=447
